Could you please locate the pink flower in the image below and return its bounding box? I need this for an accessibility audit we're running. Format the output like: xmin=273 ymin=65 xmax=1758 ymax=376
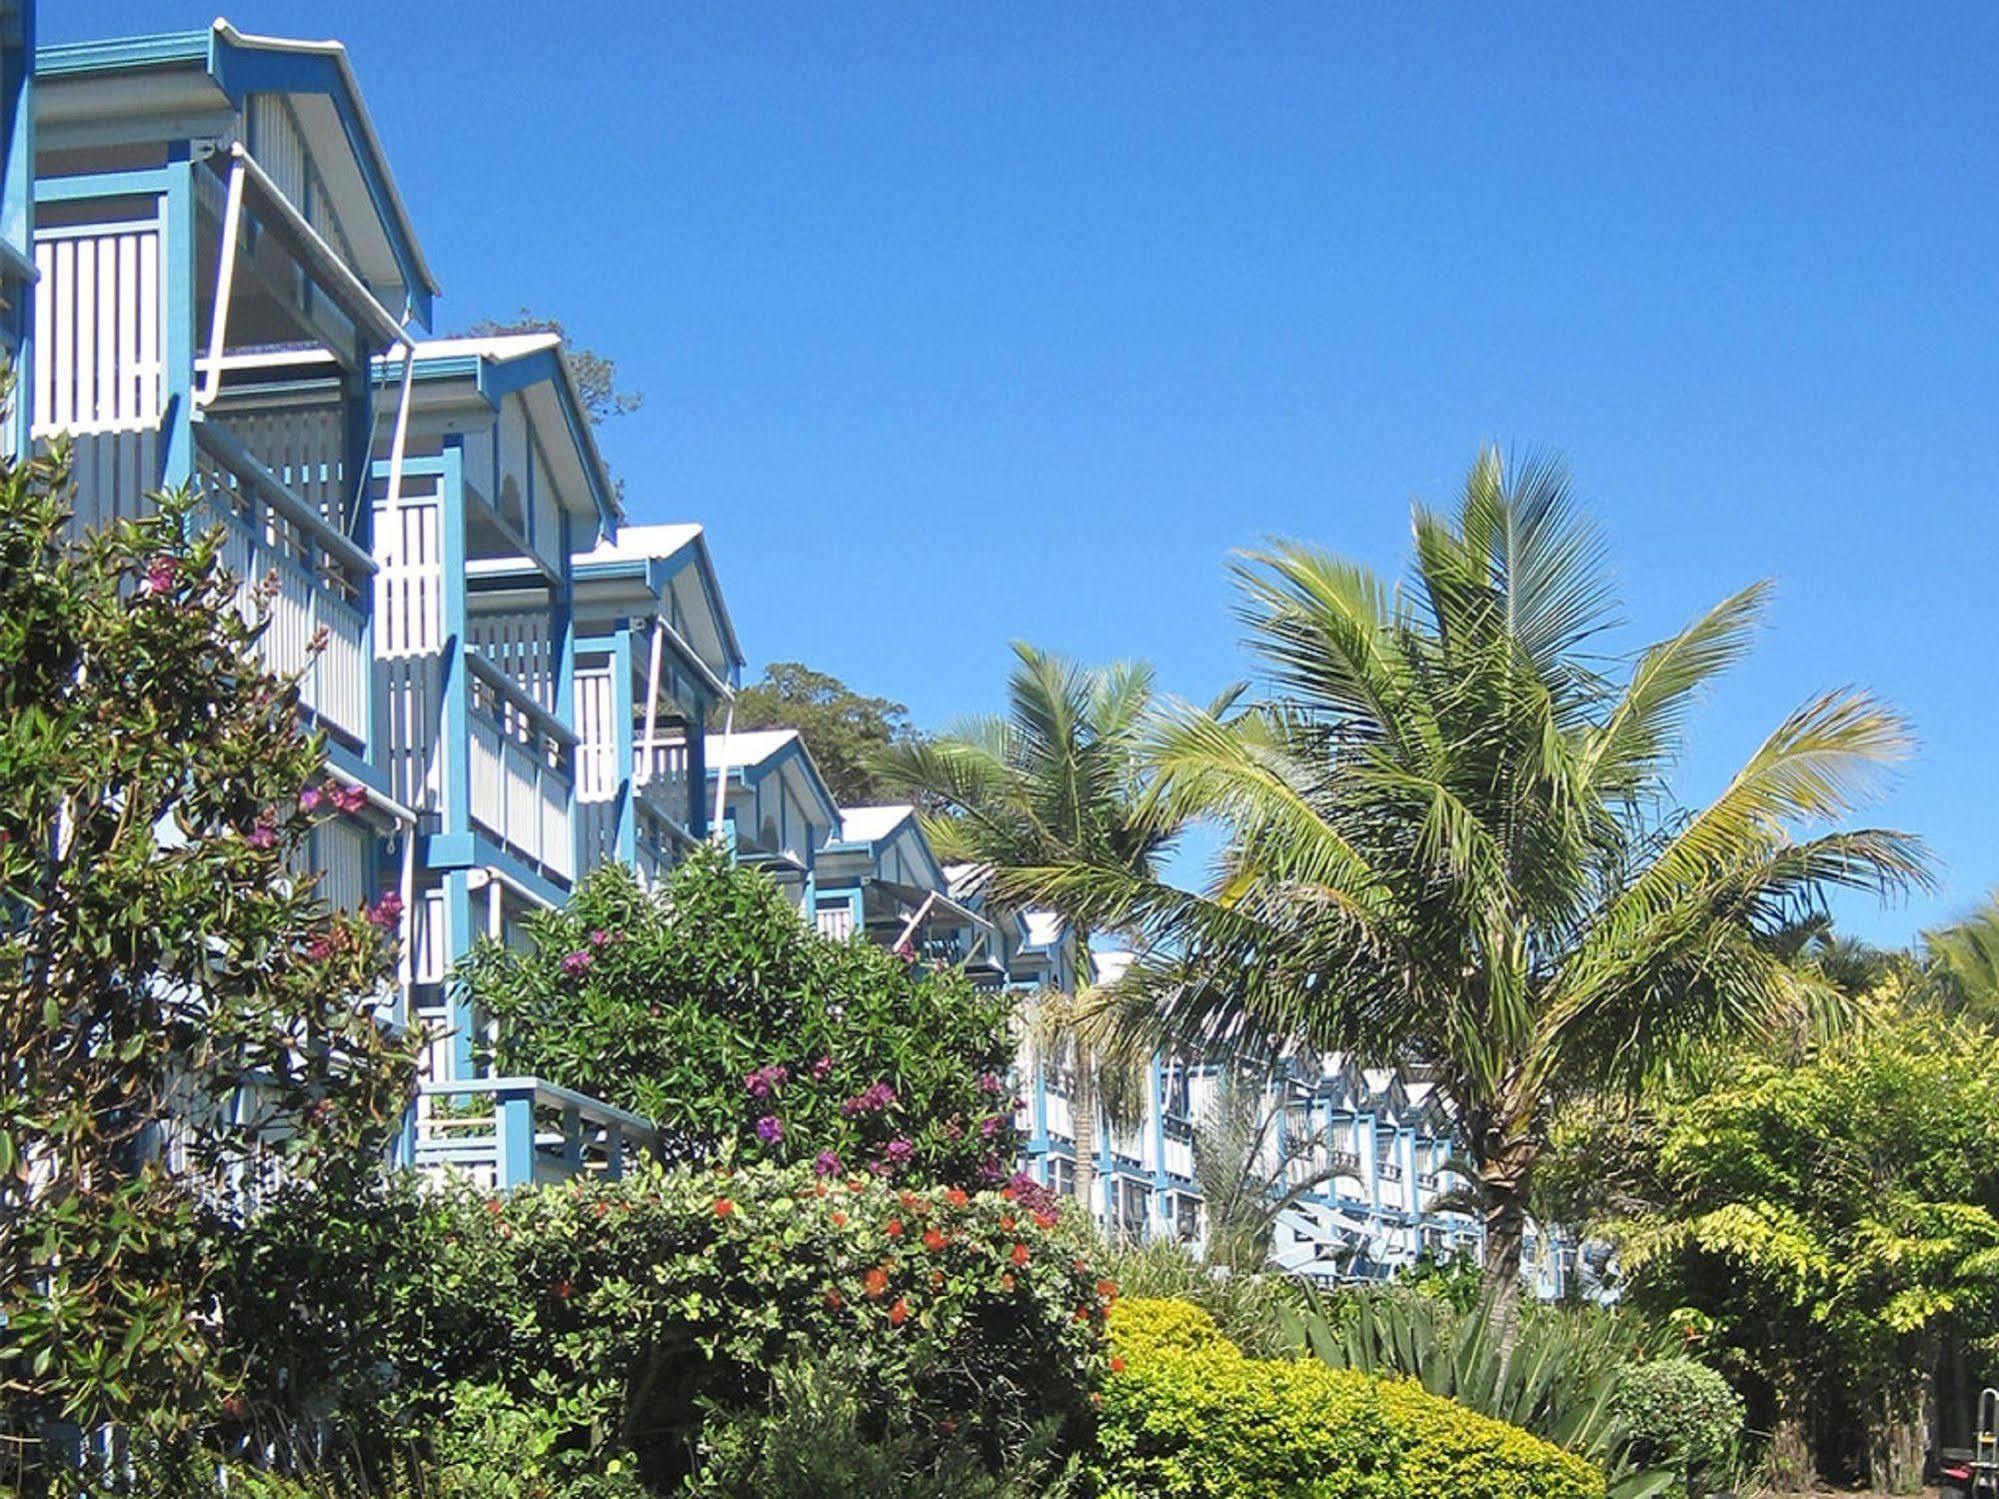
xmin=813 ymin=1150 xmax=843 ymax=1177
xmin=299 ymin=787 xmax=323 ymax=813
xmin=894 ymin=937 xmax=917 ymax=963
xmin=366 ymin=892 xmax=404 ymax=931
xmin=305 ymin=936 xmax=334 ymax=963
xmin=744 ymin=1064 xmax=790 ymax=1099
xmin=561 ymin=949 xmax=594 ymax=977
xmin=144 ymin=556 xmax=177 ymax=595
xmin=979 ymin=1072 xmax=1004 ymax=1094
xmin=589 ymin=928 xmax=612 ymax=947
xmin=980 ymin=1114 xmax=1004 ymax=1140
xmin=812 ymin=1056 xmax=834 ymax=1081
xmin=245 ymin=823 xmax=278 ymax=851
xmin=328 ymin=784 xmax=368 ymax=816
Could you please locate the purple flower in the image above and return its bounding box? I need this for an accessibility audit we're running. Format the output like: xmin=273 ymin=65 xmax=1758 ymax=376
xmin=245 ymin=822 xmax=278 ymax=851
xmin=329 ymin=784 xmax=368 ymax=816
xmin=811 ymin=1056 xmax=834 ymax=1081
xmin=755 ymin=1115 xmax=785 ymax=1144
xmin=884 ymin=1137 xmax=913 ymax=1166
xmin=840 ymin=1080 xmax=898 ymax=1116
xmin=978 ymin=1072 xmax=1004 ymax=1095
xmin=144 ymin=556 xmax=177 ymax=595
xmin=979 ymin=1156 xmax=1006 ymax=1182
xmin=561 ymin=948 xmax=594 ymax=976
xmin=589 ymin=928 xmax=612 ymax=948
xmin=744 ymin=1064 xmax=790 ymax=1099
xmin=979 ymin=1114 xmax=1004 ymax=1140
xmin=366 ymin=892 xmax=404 ymax=931
xmin=813 ymin=1150 xmax=843 ymax=1177
xmin=299 ymin=787 xmax=323 ymax=813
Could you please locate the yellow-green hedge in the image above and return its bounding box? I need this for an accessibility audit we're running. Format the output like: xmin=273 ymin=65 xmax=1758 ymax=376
xmin=1092 ymin=1298 xmax=1606 ymax=1499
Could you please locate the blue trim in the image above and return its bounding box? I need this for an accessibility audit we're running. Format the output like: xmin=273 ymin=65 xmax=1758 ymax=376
xmin=438 ymin=440 xmax=470 ymax=840
xmin=159 ymin=161 xmax=194 ymax=486
xmin=611 ymin=626 xmax=636 ymax=866
xmin=36 ymin=28 xmax=209 ymax=75
xmin=477 ymin=344 xmax=617 ymax=534
xmin=442 ymin=868 xmax=475 ymax=1080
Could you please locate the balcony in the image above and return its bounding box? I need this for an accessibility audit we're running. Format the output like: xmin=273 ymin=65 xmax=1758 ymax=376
xmin=192 ymin=419 xmax=371 ymax=747
xmin=467 ymin=653 xmax=576 ymax=883
xmin=413 ymin=1077 xmax=660 ymax=1191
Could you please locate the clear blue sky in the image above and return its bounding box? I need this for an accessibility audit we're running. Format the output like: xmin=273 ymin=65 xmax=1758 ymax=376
xmin=51 ymin=4 xmax=1999 ymax=943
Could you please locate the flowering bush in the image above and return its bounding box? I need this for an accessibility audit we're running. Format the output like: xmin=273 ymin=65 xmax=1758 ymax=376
xmin=461 ymin=849 xmax=1021 ymax=1185
xmin=400 ymin=1159 xmax=1112 ymax=1491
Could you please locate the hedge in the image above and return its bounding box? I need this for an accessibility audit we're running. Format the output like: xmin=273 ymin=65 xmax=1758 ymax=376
xmin=1092 ymin=1298 xmax=1606 ymax=1499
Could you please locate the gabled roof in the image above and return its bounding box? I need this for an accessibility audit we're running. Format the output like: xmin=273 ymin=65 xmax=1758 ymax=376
xmin=392 ymin=334 xmax=618 ymax=535
xmin=706 ymin=730 xmax=841 ymax=834
xmin=39 ymin=18 xmax=438 ymax=325
xmin=574 ymin=523 xmax=745 ymax=688
xmin=836 ymin=804 xmax=919 ymax=848
xmin=706 ymin=728 xmax=801 ymax=772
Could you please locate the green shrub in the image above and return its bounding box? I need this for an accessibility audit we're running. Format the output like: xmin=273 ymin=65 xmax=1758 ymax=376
xmin=404 ymin=1160 xmax=1113 ymax=1491
xmin=1609 ymin=1358 xmax=1743 ymax=1486
xmin=461 ymin=850 xmax=1021 ymax=1186
xmin=1094 ymin=1298 xmax=1606 ymax=1499
xmin=1096 ymin=1238 xmax=1309 ymax=1358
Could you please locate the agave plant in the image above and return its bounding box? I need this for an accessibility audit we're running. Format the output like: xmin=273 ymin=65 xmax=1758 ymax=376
xmin=1279 ymin=1285 xmax=1678 ymax=1498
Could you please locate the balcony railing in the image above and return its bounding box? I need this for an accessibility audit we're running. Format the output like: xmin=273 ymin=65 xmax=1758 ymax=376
xmin=467 ymin=653 xmax=575 ymax=882
xmin=412 ymin=1077 xmax=660 ymax=1191
xmin=192 ymin=419 xmax=373 ymax=747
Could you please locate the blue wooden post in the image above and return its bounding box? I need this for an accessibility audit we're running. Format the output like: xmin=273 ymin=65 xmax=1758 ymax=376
xmin=498 ymin=1085 xmax=535 ymax=1190
xmin=603 ymin=1123 xmax=624 ymax=1182
xmin=439 ymin=439 xmax=470 ymax=843
xmin=443 ymin=867 xmax=476 ymax=1081
xmin=159 ymin=156 xmax=196 ymax=487
xmin=611 ymin=625 xmax=636 ymax=865
xmin=1148 ymin=1055 xmax=1169 ymax=1235
xmin=686 ymin=710 xmax=709 ymax=838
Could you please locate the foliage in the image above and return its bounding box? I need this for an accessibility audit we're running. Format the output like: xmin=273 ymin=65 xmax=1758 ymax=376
xmin=1191 ymin=1066 xmax=1345 ymax=1275
xmin=1094 ymin=1238 xmax=1308 ymax=1359
xmin=684 ymin=1354 xmax=1082 ymax=1497
xmin=872 ymin=642 xmax=1217 ymax=1215
xmin=401 ymin=1160 xmax=1113 ymax=1492
xmin=1605 ymin=998 xmax=1999 ymax=1491
xmin=463 ymin=848 xmax=1020 ymax=1187
xmin=727 ymin=660 xmax=922 ymax=806
xmin=1608 ymin=1358 xmax=1743 ymax=1491
xmin=1283 ymin=1285 xmax=1672 ymax=1495
xmin=0 ymin=444 xmax=416 ymax=1474
xmin=1921 ymin=892 xmax=1999 ymax=1024
xmin=1028 ymin=448 xmax=1927 ymax=1320
xmin=1092 ymin=1297 xmax=1606 ymax=1499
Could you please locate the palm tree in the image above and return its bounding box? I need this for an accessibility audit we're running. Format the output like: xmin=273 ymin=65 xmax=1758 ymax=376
xmin=1192 ymin=1067 xmax=1346 ymax=1275
xmin=1030 ymin=449 xmax=1928 ymax=1331
xmin=1921 ymin=895 xmax=1999 ymax=1024
xmin=871 ymin=642 xmax=1201 ymax=1224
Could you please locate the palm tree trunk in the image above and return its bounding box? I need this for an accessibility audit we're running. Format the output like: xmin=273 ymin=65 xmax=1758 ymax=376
xmin=1480 ymin=1176 xmax=1527 ymax=1349
xmin=1072 ymin=1056 xmax=1099 ymax=1229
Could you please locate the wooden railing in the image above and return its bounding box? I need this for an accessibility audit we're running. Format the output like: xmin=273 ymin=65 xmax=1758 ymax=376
xmin=412 ymin=1077 xmax=660 ymax=1191
xmin=31 ymin=222 xmax=164 ymax=437
xmin=467 ymin=653 xmax=575 ymax=882
xmin=193 ymin=420 xmax=373 ymax=747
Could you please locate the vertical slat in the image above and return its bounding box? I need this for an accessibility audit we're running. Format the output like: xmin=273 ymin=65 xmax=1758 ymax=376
xmin=115 ymin=236 xmax=138 ymax=426
xmin=95 ymin=239 xmax=117 ymax=431
xmin=31 ymin=241 xmax=53 ymax=430
xmin=73 ymin=240 xmax=96 ymax=430
xmin=50 ymin=240 xmax=75 ymax=431
xmin=138 ymin=231 xmax=160 ymax=423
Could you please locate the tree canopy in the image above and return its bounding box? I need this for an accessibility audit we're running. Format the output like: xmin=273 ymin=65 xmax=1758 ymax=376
xmin=728 ymin=660 xmax=922 ymax=807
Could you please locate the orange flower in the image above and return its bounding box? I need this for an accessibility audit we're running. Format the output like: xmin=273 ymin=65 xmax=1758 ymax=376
xmin=1000 ymin=1214 xmax=1017 ymax=1231
xmin=1110 ymin=1356 xmax=1127 ymax=1374
xmin=553 ymin=1280 xmax=572 ymax=1301
xmin=863 ymin=1266 xmax=890 ymax=1299
xmin=1096 ymin=1279 xmax=1119 ymax=1301
xmin=886 ymin=1218 xmax=904 ymax=1237
xmin=831 ymin=1210 xmax=849 ymax=1228
xmin=1000 ymin=1272 xmax=1016 ymax=1292
xmin=930 ymin=1270 xmax=945 ymax=1289
xmin=888 ymin=1298 xmax=911 ymax=1326
xmin=899 ymin=1189 xmax=919 ymax=1209
xmin=1011 ymin=1242 xmax=1031 ymax=1268
xmin=825 ymin=1286 xmax=845 ymax=1310
xmin=592 ymin=1200 xmax=610 ymax=1221
xmin=1075 ymin=1306 xmax=1091 ymax=1322
xmin=1000 ymin=1185 xmax=1017 ymax=1201
xmin=944 ymin=1187 xmax=968 ymax=1208
xmin=922 ymin=1227 xmax=948 ymax=1252
xmin=1034 ymin=1210 xmax=1059 ymax=1230
xmin=713 ymin=1198 xmax=735 ymax=1218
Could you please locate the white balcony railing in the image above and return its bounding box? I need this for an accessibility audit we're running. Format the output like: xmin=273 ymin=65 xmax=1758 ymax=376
xmin=412 ymin=1077 xmax=660 ymax=1192
xmin=193 ymin=419 xmax=372 ymax=747
xmin=467 ymin=653 xmax=575 ymax=882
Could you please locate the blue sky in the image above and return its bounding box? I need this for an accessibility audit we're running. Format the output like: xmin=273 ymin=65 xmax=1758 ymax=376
xmin=50 ymin=4 xmax=1999 ymax=942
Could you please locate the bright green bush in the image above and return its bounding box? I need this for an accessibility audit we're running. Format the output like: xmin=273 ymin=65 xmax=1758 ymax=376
xmin=1097 ymin=1237 xmax=1309 ymax=1358
xmin=462 ymin=849 xmax=1021 ymax=1186
xmin=1093 ymin=1299 xmax=1606 ymax=1499
xmin=1609 ymin=1358 xmax=1743 ymax=1485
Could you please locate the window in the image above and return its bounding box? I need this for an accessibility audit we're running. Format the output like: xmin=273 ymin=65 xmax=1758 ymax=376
xmin=1049 ymin=1157 xmax=1076 ymax=1198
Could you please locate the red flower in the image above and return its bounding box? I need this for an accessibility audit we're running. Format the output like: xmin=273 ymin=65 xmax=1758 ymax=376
xmin=825 ymin=1286 xmax=845 ymax=1310
xmin=1000 ymin=1214 xmax=1017 ymax=1231
xmin=1033 ymin=1210 xmax=1059 ymax=1230
xmin=930 ymin=1270 xmax=945 ymax=1289
xmin=553 ymin=1280 xmax=572 ymax=1301
xmin=864 ymin=1266 xmax=890 ymax=1299
xmin=886 ymin=1218 xmax=903 ymax=1238
xmin=944 ymin=1187 xmax=969 ymax=1208
xmin=1096 ymin=1278 xmax=1119 ymax=1301
xmin=1011 ymin=1242 xmax=1030 ymax=1268
xmin=831 ymin=1209 xmax=849 ymax=1228
xmin=888 ymin=1298 xmax=911 ymax=1326
xmin=1110 ymin=1356 xmax=1127 ymax=1374
xmin=484 ymin=1198 xmax=503 ymax=1217
xmin=593 ymin=1200 xmax=611 ymax=1220
xmin=714 ymin=1198 xmax=736 ymax=1218
xmin=922 ymin=1227 xmax=948 ymax=1252
xmin=899 ymin=1189 xmax=918 ymax=1208
xmin=1001 ymin=1185 xmax=1017 ymax=1201
xmin=1075 ymin=1306 xmax=1091 ymax=1322
xmin=1000 ymin=1272 xmax=1016 ymax=1292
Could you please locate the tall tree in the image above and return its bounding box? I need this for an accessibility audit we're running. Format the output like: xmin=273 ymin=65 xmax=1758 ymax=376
xmin=730 ymin=661 xmax=920 ymax=807
xmin=870 ymin=643 xmax=1202 ymax=1224
xmin=1031 ymin=448 xmax=1927 ymax=1331
xmin=460 ymin=309 xmax=643 ymax=425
